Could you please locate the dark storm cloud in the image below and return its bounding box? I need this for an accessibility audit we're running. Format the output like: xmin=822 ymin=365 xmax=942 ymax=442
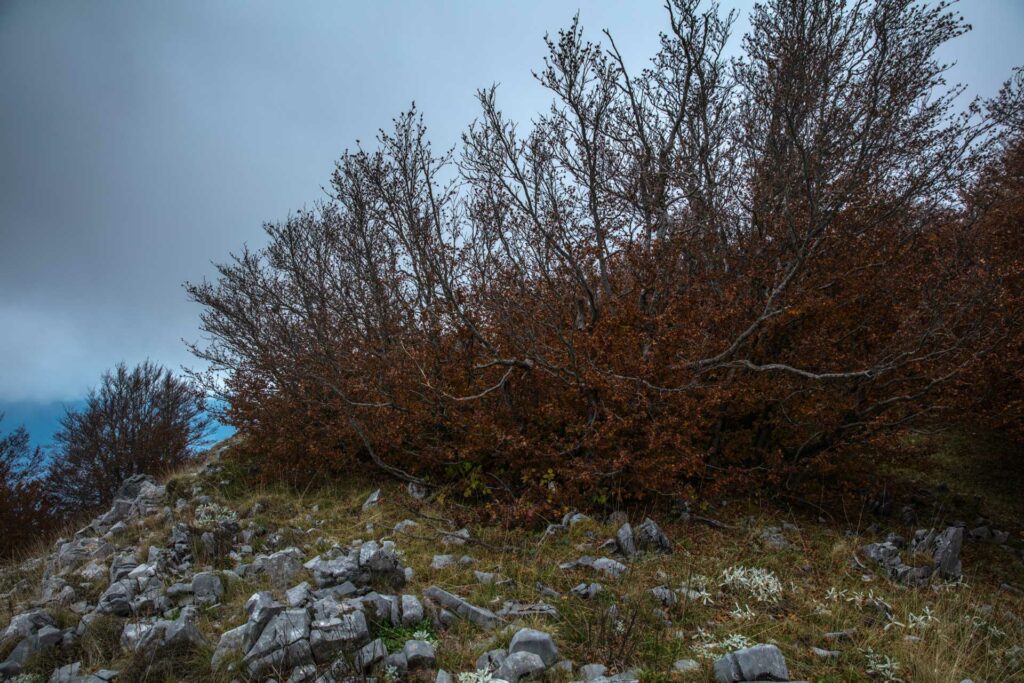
xmin=0 ymin=0 xmax=1021 ymax=403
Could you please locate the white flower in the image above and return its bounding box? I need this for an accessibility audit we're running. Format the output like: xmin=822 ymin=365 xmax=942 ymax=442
xmin=720 ymin=565 xmax=783 ymax=602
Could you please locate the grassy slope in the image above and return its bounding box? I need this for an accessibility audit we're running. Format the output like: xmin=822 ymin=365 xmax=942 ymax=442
xmin=2 ymin=432 xmax=1022 ymax=682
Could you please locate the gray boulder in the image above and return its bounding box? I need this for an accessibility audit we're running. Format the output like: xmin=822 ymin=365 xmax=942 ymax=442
xmin=211 ymin=622 xmax=250 ymax=671
xmin=713 ymin=643 xmax=789 ymax=683
xmin=423 ymin=586 xmax=502 ymax=629
xmin=401 ymin=594 xmax=424 ymax=626
xmin=309 ymin=611 xmax=370 ymax=663
xmin=933 ymin=526 xmax=964 ymax=579
xmin=403 ymin=639 xmax=437 ymax=670
xmin=192 ymin=571 xmax=224 ymax=606
xmin=615 ymin=524 xmax=637 ymax=557
xmin=243 ymin=608 xmax=314 ymax=677
xmin=495 ymin=651 xmax=547 ymax=682
xmin=635 ymin=518 xmax=672 ymax=552
xmin=509 ymin=627 xmax=559 ymax=668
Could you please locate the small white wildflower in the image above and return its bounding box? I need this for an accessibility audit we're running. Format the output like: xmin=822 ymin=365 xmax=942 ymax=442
xmin=729 ymin=603 xmax=756 ymax=620
xmin=863 ymin=648 xmax=904 ymax=682
xmin=457 ymin=670 xmax=494 ymax=683
xmin=720 ymin=565 xmax=783 ymax=602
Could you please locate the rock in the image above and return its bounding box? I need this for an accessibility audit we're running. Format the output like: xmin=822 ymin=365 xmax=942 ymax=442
xmin=192 ymin=571 xmax=224 ymax=606
xmin=423 ymin=586 xmax=502 ymax=629
xmin=497 ymin=601 xmax=558 ymax=619
xmin=436 ymin=670 xmax=454 ymax=683
xmin=0 ymin=637 xmax=34 ymax=677
xmin=243 ymin=608 xmax=314 ymax=677
xmin=362 ymin=489 xmax=381 ymax=511
xmin=580 ymin=663 xmax=608 ymax=681
xmin=212 ymin=623 xmax=250 ymax=670
xmin=712 ymin=644 xmax=789 ymax=683
xmin=635 ymin=518 xmax=672 ymax=552
xmin=811 ymin=646 xmax=840 ymax=658
xmin=96 ymin=579 xmax=135 ymax=616
xmin=243 ymin=591 xmax=285 ymax=651
xmin=394 ymin=519 xmax=419 ymax=533
xmin=2 ymin=608 xmax=54 ymax=643
xmin=570 ymin=582 xmax=603 ymax=599
xmin=403 ymin=639 xmax=437 ymax=670
xmin=408 ymin=482 xmax=428 ymax=499
xmin=51 ymin=661 xmax=83 ymax=682
xmin=287 ymin=581 xmax=312 ymax=608
xmin=560 ymin=555 xmax=628 ymax=578
xmin=431 ymin=554 xmax=455 ymax=570
xmin=615 ymin=523 xmax=637 ymax=557
xmin=563 ymin=512 xmax=590 ymax=526
xmin=824 ymin=629 xmax=855 ymax=642
xmin=402 ymin=594 xmax=424 ymax=626
xmin=509 ymin=627 xmax=559 ymax=668
xmin=307 ymin=555 xmax=359 ymax=588
xmin=386 ymin=651 xmax=410 ymax=677
xmin=933 ymin=526 xmax=964 ymax=579
xmin=254 ymin=548 xmax=304 ymax=586
xmin=495 ymin=651 xmax=546 ymax=682
xmin=309 ymin=611 xmax=370 ymax=663
xmin=476 ymin=649 xmax=508 ymax=671
xmin=354 ymin=638 xmax=388 ymax=672
xmin=651 ymin=585 xmax=678 ymax=606
xmin=673 ymin=659 xmax=700 ymax=674
xmin=759 ymin=527 xmax=794 ymax=550
xmin=441 ymin=528 xmax=471 ymax=546
xmin=536 ymin=582 xmax=561 ymax=599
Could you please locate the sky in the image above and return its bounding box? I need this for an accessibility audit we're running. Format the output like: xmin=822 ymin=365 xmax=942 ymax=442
xmin=1 ymin=0 xmax=1022 ymax=447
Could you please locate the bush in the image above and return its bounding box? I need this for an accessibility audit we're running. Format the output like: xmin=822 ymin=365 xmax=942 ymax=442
xmin=46 ymin=361 xmax=210 ymax=513
xmin=187 ymin=0 xmax=1021 ymax=519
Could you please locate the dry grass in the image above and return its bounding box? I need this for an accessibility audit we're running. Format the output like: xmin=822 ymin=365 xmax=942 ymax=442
xmin=2 ymin=434 xmax=1022 ymax=681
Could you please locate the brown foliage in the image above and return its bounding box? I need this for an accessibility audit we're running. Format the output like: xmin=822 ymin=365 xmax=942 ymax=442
xmin=0 ymin=417 xmax=52 ymax=559
xmin=187 ymin=0 xmax=1020 ymax=520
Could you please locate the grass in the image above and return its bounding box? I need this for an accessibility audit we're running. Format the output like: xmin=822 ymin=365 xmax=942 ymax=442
xmin=2 ymin=431 xmax=1023 ymax=681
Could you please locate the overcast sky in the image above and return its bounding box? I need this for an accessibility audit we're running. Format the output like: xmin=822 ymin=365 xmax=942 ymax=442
xmin=1 ymin=1 xmax=1022 ymax=433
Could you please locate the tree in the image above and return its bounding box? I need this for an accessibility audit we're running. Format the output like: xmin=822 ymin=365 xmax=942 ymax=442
xmin=47 ymin=361 xmax=210 ymax=512
xmin=0 ymin=416 xmax=52 ymax=558
xmin=187 ymin=0 xmax=1015 ymax=518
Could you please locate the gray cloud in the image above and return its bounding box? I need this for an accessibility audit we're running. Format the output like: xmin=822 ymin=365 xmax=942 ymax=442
xmin=1 ymin=0 xmax=1021 ymax=402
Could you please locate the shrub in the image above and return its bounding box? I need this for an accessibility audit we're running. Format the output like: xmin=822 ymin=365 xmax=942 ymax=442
xmin=187 ymin=0 xmax=1020 ymax=518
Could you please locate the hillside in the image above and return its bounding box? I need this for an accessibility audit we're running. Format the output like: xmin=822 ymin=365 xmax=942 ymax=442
xmin=0 ymin=435 xmax=1021 ymax=683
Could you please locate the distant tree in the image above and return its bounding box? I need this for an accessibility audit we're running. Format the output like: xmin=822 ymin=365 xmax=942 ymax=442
xmin=0 ymin=416 xmax=52 ymax=558
xmin=47 ymin=361 xmax=210 ymax=512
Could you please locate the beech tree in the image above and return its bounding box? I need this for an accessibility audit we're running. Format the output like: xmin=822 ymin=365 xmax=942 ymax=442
xmin=187 ymin=0 xmax=1020 ymax=519
xmin=0 ymin=417 xmax=51 ymax=558
xmin=47 ymin=361 xmax=210 ymax=512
